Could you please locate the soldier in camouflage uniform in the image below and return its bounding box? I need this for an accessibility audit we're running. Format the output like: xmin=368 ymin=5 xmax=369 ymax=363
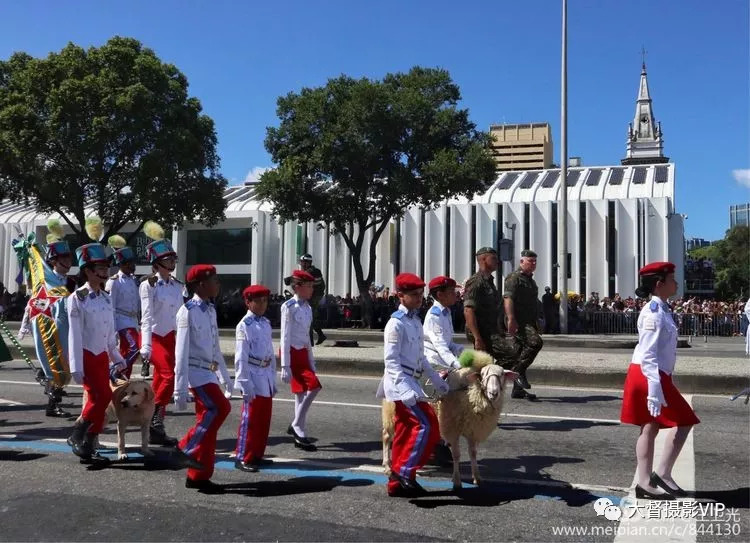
xmin=503 ymin=249 xmax=543 ymax=400
xmin=463 ymin=247 xmax=507 ymax=360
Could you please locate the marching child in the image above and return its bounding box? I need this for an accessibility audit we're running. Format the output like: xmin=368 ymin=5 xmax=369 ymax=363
xmin=105 ymin=235 xmax=140 ymax=379
xmin=67 ymin=243 xmax=127 ymax=463
xmin=233 ymin=285 xmax=277 ymax=472
xmin=377 ymin=273 xmax=449 ymax=497
xmin=174 ymin=264 xmax=233 ymax=494
xmin=280 ymin=269 xmax=321 ymax=452
xmin=423 ymin=275 xmax=464 ymax=465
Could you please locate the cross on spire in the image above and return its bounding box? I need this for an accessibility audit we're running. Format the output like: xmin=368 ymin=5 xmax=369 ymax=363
xmin=641 ymin=46 xmax=647 ymax=70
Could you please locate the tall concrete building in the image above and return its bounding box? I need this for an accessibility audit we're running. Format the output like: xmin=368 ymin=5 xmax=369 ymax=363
xmin=730 ymin=203 xmax=750 ymax=228
xmin=489 ymin=122 xmax=553 ymax=171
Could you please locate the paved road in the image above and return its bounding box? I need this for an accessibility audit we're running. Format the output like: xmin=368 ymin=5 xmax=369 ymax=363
xmin=1 ymin=359 xmax=748 ymax=542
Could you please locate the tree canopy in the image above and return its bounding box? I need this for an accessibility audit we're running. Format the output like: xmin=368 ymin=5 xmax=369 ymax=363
xmin=256 ymin=67 xmax=496 ymax=318
xmin=0 ymin=36 xmax=227 ymax=241
xmin=687 ymin=226 xmax=749 ymax=299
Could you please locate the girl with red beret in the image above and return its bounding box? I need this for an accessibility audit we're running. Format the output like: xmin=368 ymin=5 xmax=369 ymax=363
xmin=233 ymin=284 xmax=277 ymax=472
xmin=280 ymin=270 xmax=322 ymax=451
xmin=620 ymin=261 xmax=699 ymax=500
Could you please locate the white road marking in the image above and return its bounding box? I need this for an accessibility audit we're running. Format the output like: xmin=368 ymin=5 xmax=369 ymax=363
xmin=615 ymin=395 xmax=696 ymax=543
xmin=0 ymin=398 xmax=27 ymax=406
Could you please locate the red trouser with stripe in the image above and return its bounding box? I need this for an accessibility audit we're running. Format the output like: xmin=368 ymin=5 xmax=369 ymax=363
xmin=117 ymin=328 xmax=140 ymax=379
xmin=151 ymin=331 xmax=176 ymax=407
xmin=388 ymin=400 xmax=441 ymax=493
xmin=179 ymin=383 xmax=231 ymax=481
xmin=235 ymin=395 xmax=273 ymax=463
xmin=81 ymin=350 xmax=113 ymax=434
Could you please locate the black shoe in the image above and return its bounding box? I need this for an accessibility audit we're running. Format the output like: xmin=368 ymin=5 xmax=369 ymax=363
xmin=635 ymin=484 xmax=674 ymax=500
xmin=315 ymin=333 xmax=327 ymax=345
xmin=74 ymin=431 xmax=98 ymax=460
xmin=46 ymin=397 xmax=71 ymax=418
xmin=57 ymin=389 xmax=68 ymax=397
xmin=140 ymin=361 xmax=151 ymax=378
xmin=389 ymin=473 xmax=428 ymax=496
xmin=149 ymin=426 xmax=178 ymax=447
xmin=286 ymin=425 xmax=297 ymax=437
xmin=80 ymin=448 xmax=111 ymax=465
xmin=650 ymin=472 xmax=688 ymax=498
xmin=511 ymin=384 xmax=538 ymax=401
xmin=294 ymin=436 xmax=317 ymax=452
xmin=68 ymin=419 xmax=89 ymax=449
xmin=185 ymin=478 xmax=225 ymax=494
xmin=169 ymin=448 xmax=205 ymax=471
xmin=516 ymin=373 xmax=531 ymax=389
xmin=234 ymin=459 xmax=258 ymax=473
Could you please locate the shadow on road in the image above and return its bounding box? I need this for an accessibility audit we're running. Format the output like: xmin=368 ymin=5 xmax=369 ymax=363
xmin=409 ymin=483 xmax=602 ymax=509
xmin=0 ymin=418 xmax=43 ymax=428
xmin=693 ymin=487 xmax=750 ymax=509
xmin=499 ymin=419 xmax=619 ymax=432
xmin=220 ymin=475 xmax=373 ymax=497
xmin=0 ymin=450 xmax=48 ymax=462
xmin=530 ymin=395 xmax=621 ymax=404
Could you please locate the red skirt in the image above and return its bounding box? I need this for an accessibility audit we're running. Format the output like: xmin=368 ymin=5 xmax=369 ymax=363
xmin=289 ymin=347 xmax=321 ymax=394
xmin=620 ymin=363 xmax=700 ymax=428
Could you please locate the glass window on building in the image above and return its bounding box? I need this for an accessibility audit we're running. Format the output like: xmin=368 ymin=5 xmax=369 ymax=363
xmin=186 ymin=228 xmax=252 ymax=265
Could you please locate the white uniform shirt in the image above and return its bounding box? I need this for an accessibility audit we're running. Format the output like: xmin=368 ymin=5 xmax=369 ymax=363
xmin=67 ymin=283 xmax=125 ymax=376
xmin=744 ymin=298 xmax=750 ymax=356
xmin=233 ymin=311 xmax=277 ymax=398
xmin=105 ymin=271 xmax=140 ymax=332
xmin=139 ymin=275 xmax=183 ymax=350
xmin=376 ymin=304 xmax=443 ymax=402
xmin=423 ymin=301 xmax=464 ymax=369
xmin=631 ymin=296 xmax=678 ymax=385
xmin=279 ymin=295 xmax=314 ymax=368
xmin=174 ymin=295 xmax=231 ymax=396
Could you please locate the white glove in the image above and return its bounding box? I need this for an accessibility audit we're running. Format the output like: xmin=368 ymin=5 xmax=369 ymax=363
xmin=111 ymin=360 xmax=127 ymax=373
xmin=647 ymin=380 xmax=667 ymax=418
xmin=71 ymin=371 xmax=84 ymax=385
xmin=281 ymin=366 xmax=291 ymax=384
xmin=401 ymin=391 xmax=418 ymax=407
xmin=140 ymin=346 xmax=151 ymax=360
xmin=17 ymin=329 xmax=27 ymax=341
xmin=174 ymin=393 xmax=189 ymax=412
xmin=435 ymin=378 xmax=450 ymax=396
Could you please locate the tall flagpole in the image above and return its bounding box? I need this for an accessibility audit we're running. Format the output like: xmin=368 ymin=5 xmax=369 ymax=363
xmin=559 ymin=0 xmax=569 ymax=333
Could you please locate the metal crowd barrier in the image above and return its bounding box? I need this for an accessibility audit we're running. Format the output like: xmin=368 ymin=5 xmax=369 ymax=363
xmin=584 ymin=311 xmax=743 ymax=337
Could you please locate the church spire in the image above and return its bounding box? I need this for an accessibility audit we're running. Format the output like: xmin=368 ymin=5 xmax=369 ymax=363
xmin=622 ymin=51 xmax=668 ymax=165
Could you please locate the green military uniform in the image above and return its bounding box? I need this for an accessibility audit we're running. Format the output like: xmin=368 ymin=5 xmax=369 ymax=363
xmin=463 ymin=248 xmax=513 ymax=365
xmin=502 ymin=254 xmax=543 ymax=375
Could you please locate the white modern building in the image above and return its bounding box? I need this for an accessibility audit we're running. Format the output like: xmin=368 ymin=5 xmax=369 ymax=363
xmin=0 ymin=63 xmax=684 ymax=299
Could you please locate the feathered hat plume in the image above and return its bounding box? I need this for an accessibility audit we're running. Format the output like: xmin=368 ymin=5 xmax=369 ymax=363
xmin=143 ymin=221 xmax=165 ymax=241
xmin=46 ymin=218 xmax=64 ymax=243
xmin=107 ymin=234 xmax=127 ymax=249
xmin=85 ymin=216 xmax=103 ymax=241
xmin=458 ymin=349 xmax=494 ymax=371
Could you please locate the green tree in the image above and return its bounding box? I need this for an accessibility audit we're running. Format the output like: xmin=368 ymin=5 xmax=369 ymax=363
xmin=0 ymin=36 xmax=226 ymax=242
xmin=256 ymin=67 xmax=497 ymax=323
xmin=713 ymin=225 xmax=749 ymax=300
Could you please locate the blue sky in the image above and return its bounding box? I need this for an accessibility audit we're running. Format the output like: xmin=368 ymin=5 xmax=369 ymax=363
xmin=1 ymin=0 xmax=748 ymax=240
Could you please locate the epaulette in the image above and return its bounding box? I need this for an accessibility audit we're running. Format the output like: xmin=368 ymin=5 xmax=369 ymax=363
xmin=649 ymin=300 xmax=659 ymax=313
xmin=185 ymin=299 xmax=199 ymax=310
xmin=429 ymin=306 xmax=442 ymax=316
xmin=75 ymin=287 xmax=89 ymax=300
xmin=284 ymin=298 xmax=297 ymax=307
xmin=391 ymin=310 xmax=405 ymax=320
xmin=110 ymin=274 xmax=119 ymax=281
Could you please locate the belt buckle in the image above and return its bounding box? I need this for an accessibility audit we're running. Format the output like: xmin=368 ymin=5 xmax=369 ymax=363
xmin=209 ymin=362 xmax=218 ymax=371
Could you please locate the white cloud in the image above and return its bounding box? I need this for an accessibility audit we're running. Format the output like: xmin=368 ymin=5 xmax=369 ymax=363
xmin=732 ymin=169 xmax=750 ymax=188
xmin=244 ymin=166 xmax=271 ymax=184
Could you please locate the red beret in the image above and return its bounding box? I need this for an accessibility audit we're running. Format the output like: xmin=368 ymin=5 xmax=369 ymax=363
xmin=395 ymin=273 xmax=425 ymax=291
xmin=292 ymin=269 xmax=315 ymax=282
xmin=186 ymin=264 xmax=216 ymax=283
xmin=639 ymin=261 xmax=675 ymax=276
xmin=428 ymin=275 xmax=456 ymax=290
xmin=243 ymin=285 xmax=270 ymax=299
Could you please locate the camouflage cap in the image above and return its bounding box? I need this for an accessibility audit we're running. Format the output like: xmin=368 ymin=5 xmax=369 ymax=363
xmin=521 ymin=249 xmax=538 ymax=258
xmin=475 ymin=246 xmax=497 ymax=256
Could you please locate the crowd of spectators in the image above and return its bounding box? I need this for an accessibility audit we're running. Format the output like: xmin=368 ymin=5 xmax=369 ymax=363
xmin=0 ymin=282 xmax=28 ymax=322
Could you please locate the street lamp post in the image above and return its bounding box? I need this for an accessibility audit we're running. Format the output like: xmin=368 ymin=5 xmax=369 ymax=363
xmin=559 ymin=0 xmax=569 ymax=333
